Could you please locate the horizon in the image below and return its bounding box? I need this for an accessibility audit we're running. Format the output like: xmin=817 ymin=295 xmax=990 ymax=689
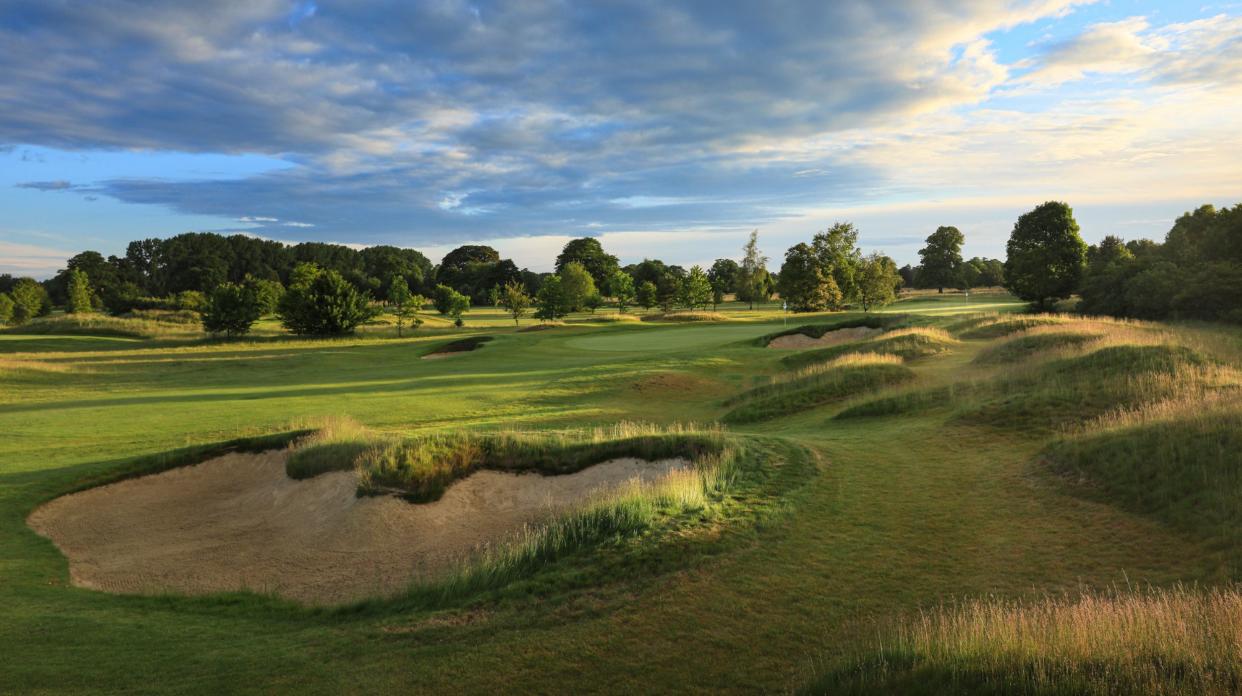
xmin=3 ymin=1 xmax=1241 ymax=277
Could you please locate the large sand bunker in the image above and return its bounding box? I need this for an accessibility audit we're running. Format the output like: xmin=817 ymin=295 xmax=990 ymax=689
xmin=28 ymin=451 xmax=687 ymax=605
xmin=767 ymin=326 xmax=882 ymax=350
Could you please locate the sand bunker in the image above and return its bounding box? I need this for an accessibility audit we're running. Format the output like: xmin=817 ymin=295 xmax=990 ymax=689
xmin=28 ymin=451 xmax=687 ymax=605
xmin=767 ymin=326 xmax=882 ymax=350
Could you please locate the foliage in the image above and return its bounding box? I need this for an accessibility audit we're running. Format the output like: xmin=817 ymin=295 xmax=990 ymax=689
xmin=636 ymin=280 xmax=658 ymax=311
xmin=610 ymin=270 xmax=636 ymax=313
xmin=856 ymin=252 xmax=900 ymax=311
xmin=65 ymin=268 xmax=93 ymax=313
xmin=432 ymin=284 xmax=471 ymax=321
xmin=1004 ymin=201 xmax=1087 ymax=311
xmin=387 ymin=274 xmax=418 ymax=336
xmin=918 ymin=226 xmax=965 ymax=292
xmin=498 ymin=281 xmax=532 ymax=325
xmin=736 ymin=230 xmax=771 ymax=309
xmin=535 ymin=275 xmax=569 ymax=321
xmin=812 ymin=222 xmax=862 ymax=304
xmin=245 ymin=277 xmax=285 ymax=315
xmin=707 ymin=258 xmax=740 ymax=294
xmin=778 ymin=243 xmax=841 ymax=312
xmin=279 ymin=269 xmax=378 ymax=335
xmin=201 ymin=283 xmax=261 ymax=338
xmin=679 ymin=265 xmax=714 ymax=310
xmin=0 ymin=293 xmax=13 ymax=325
xmin=554 ymin=238 xmax=620 ymax=291
xmin=558 ymin=261 xmax=597 ymax=312
xmin=9 ymin=278 xmax=51 ymax=324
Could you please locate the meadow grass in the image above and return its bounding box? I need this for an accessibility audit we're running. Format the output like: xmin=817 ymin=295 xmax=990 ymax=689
xmin=643 ymin=310 xmax=731 ymax=322
xmin=5 ymin=313 xmax=203 ymax=340
xmin=722 ymin=355 xmax=914 ymax=423
xmin=779 ymin=326 xmax=958 ymax=369
xmin=802 ymin=585 xmax=1242 ymax=696
xmin=948 ymin=313 xmax=1066 ymax=339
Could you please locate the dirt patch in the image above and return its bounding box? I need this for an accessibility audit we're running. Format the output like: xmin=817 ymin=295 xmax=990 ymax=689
xmin=422 ymin=335 xmax=492 ymax=359
xmin=27 ymin=451 xmax=687 ymax=605
xmin=767 ymin=326 xmax=882 ymax=350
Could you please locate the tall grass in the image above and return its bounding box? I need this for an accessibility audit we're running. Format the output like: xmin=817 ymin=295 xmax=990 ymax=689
xmin=802 ymin=586 xmax=1242 ymax=695
xmin=642 ymin=311 xmax=730 ymax=322
xmin=4 ymin=313 xmax=200 ymax=339
xmin=723 ymin=356 xmax=915 ymax=424
xmin=759 ymin=315 xmax=902 ymax=346
xmin=285 ymin=416 xmax=376 ymax=479
xmin=780 ymin=327 xmax=958 ymax=369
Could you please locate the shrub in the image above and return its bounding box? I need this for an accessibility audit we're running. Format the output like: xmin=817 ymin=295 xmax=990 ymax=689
xmin=202 ymin=283 xmax=262 ymax=337
xmin=0 ymin=293 xmax=13 ymax=325
xmin=65 ymin=268 xmax=93 ymax=313
xmin=432 ymin=284 xmax=471 ymax=321
xmin=10 ymin=278 xmax=51 ymax=324
xmin=278 ymin=269 xmax=378 ymax=336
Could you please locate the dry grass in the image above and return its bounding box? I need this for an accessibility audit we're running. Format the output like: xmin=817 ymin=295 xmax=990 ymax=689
xmin=779 ymin=327 xmax=957 ymax=369
xmin=6 ymin=314 xmax=202 ymax=340
xmin=724 ymin=355 xmax=915 ymax=423
xmin=0 ymin=357 xmax=75 ymax=374
xmin=804 ymin=586 xmax=1242 ymax=695
xmin=642 ymin=311 xmax=730 ymax=322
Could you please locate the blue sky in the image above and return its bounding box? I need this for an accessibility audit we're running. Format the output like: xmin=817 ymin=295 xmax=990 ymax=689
xmin=2 ymin=0 xmax=1240 ymax=276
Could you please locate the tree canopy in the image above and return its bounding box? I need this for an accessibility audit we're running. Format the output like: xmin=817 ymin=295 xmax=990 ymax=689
xmin=1004 ymin=201 xmax=1087 ymax=311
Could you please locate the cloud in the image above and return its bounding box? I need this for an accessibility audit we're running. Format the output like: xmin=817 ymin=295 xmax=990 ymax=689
xmin=0 ymin=240 xmax=74 ymax=276
xmin=15 ymin=180 xmax=76 ymax=191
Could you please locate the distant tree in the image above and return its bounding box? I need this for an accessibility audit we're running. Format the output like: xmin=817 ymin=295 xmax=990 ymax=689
xmin=1086 ymin=236 xmax=1133 ymax=273
xmin=10 ymin=278 xmax=50 ymax=324
xmin=388 ymin=274 xmax=417 ymax=337
xmin=66 ymin=269 xmax=93 ymax=313
xmin=499 ymin=281 xmax=532 ymax=325
xmin=711 ymin=284 xmax=725 ymax=310
xmin=610 ymin=270 xmax=636 ymax=313
xmin=202 ymin=283 xmax=261 ymax=338
xmin=919 ymin=226 xmax=965 ymax=293
xmin=279 ymin=270 xmax=378 ymax=335
xmin=584 ymin=292 xmax=605 ymax=313
xmin=625 ymin=259 xmax=669 ymax=289
xmin=680 ymin=265 xmax=714 ymax=310
xmin=812 ymin=222 xmax=862 ymax=305
xmin=1123 ymin=261 xmax=1182 ymax=319
xmin=636 ymin=281 xmax=658 ymax=312
xmin=778 ymin=243 xmax=840 ymax=312
xmin=432 ymin=284 xmax=471 ymax=318
xmin=898 ymin=264 xmax=917 ymax=289
xmin=176 ymin=290 xmax=207 ymax=312
xmin=707 ymin=258 xmax=740 ymax=295
xmin=245 ymin=277 xmax=285 ymax=315
xmin=487 ymin=284 xmax=502 ymax=308
xmin=0 ymin=294 xmax=13 ymax=325
xmin=1004 ymin=202 xmax=1087 ymax=311
xmin=555 ymin=238 xmax=620 ymax=291
xmin=360 ymin=245 xmax=430 ymax=297
xmin=1174 ymin=262 xmax=1242 ymax=323
xmin=974 ymin=258 xmax=1005 ymax=287
xmin=558 ymin=261 xmax=597 ymax=312
xmin=535 ymin=276 xmax=568 ymax=321
xmin=856 ymin=253 xmax=901 ymax=312
xmin=736 ymin=230 xmax=770 ymax=309
xmin=289 ymin=262 xmax=322 ymax=289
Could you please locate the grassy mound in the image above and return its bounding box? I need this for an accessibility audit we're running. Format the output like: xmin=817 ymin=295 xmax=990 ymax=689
xmin=802 ymin=586 xmax=1242 ymax=696
xmin=760 ymin=315 xmax=902 ymax=347
xmin=834 ymin=384 xmax=971 ymax=420
xmin=780 ymin=327 xmax=957 ymax=369
xmin=723 ymin=354 xmax=915 ymax=424
xmin=425 ymin=335 xmax=493 ymax=356
xmin=1043 ymin=403 xmax=1242 ymax=552
xmin=959 ymin=344 xmax=1238 ymax=431
xmin=575 ymin=314 xmax=641 ymax=323
xmin=642 ymin=311 xmax=729 ymax=322
xmin=949 ymin=314 xmax=1064 ymax=339
xmin=973 ymin=330 xmax=1100 ymax=365
xmin=4 ymin=313 xmax=200 ymax=339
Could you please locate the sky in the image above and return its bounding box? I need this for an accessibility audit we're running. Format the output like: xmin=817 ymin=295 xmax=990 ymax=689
xmin=2 ymin=0 xmax=1240 ymax=277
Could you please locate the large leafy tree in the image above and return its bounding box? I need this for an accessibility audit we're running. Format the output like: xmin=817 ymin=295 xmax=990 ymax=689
xmin=812 ymin=222 xmax=862 ymax=305
xmin=1004 ymin=201 xmax=1087 ymax=311
xmin=10 ymin=278 xmax=50 ymax=324
xmin=279 ymin=270 xmax=377 ymax=335
xmin=679 ymin=265 xmax=713 ymax=310
xmin=610 ymin=270 xmax=636 ymax=313
xmin=856 ymin=253 xmax=901 ymax=312
xmin=918 ymin=226 xmax=965 ymax=293
xmin=66 ymin=269 xmax=93 ymax=313
xmin=736 ymin=230 xmax=771 ymax=309
xmin=777 ymin=243 xmax=840 ymax=312
xmin=498 ymin=281 xmax=532 ymax=325
xmin=555 ymin=238 xmax=620 ymax=291
xmin=707 ymin=258 xmax=740 ymax=295
xmin=558 ymin=261 xmax=597 ymax=312
xmin=0 ymin=293 xmax=14 ymax=325
xmin=535 ymin=275 xmax=569 ymax=321
xmin=203 ymin=283 xmax=261 ymax=338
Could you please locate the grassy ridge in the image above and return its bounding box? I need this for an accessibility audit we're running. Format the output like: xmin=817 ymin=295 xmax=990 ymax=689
xmin=779 ymin=327 xmax=958 ymax=369
xmin=802 ymin=586 xmax=1242 ymax=696
xmin=758 ymin=314 xmax=902 ymax=346
xmin=4 ymin=313 xmax=202 ymax=340
xmin=723 ymin=355 xmax=915 ymax=423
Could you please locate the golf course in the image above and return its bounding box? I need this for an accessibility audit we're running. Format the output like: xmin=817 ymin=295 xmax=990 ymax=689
xmin=3 ymin=291 xmax=1240 ymax=694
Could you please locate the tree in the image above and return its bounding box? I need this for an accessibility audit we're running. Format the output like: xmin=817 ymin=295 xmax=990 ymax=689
xmin=245 ymin=277 xmax=285 ymax=315
xmin=202 ymin=283 xmax=261 ymax=338
xmin=535 ymin=275 xmax=568 ymax=321
xmin=498 ymin=281 xmax=532 ymax=325
xmin=66 ymin=269 xmax=93 ymax=313
xmin=584 ymin=292 xmax=605 ymax=313
xmin=856 ymin=253 xmax=900 ymax=312
xmin=898 ymin=264 xmax=917 ymax=289
xmin=919 ymin=226 xmax=965 ymax=293
xmin=711 ymin=284 xmax=725 ymax=310
xmin=279 ymin=270 xmax=378 ymax=335
xmin=432 ymin=284 xmax=471 ymax=320
xmin=10 ymin=278 xmax=50 ymax=324
xmin=388 ymin=274 xmax=416 ymax=337
xmin=555 ymin=238 xmax=620 ymax=291
xmin=558 ymin=261 xmax=597 ymax=313
xmin=636 ymin=281 xmax=658 ymax=312
xmin=1004 ymin=202 xmax=1087 ymax=311
xmin=0 ymin=294 xmax=13 ymax=326
xmin=707 ymin=259 xmax=740 ymax=295
xmin=812 ymin=222 xmax=862 ymax=305
xmin=680 ymin=265 xmax=713 ymax=310
xmin=289 ymin=262 xmax=322 ymax=289
xmin=610 ymin=270 xmax=636 ymax=313
xmin=487 ymin=285 xmax=502 ymax=308
xmin=777 ymin=243 xmax=841 ymax=312
xmin=736 ymin=230 xmax=770 ymax=309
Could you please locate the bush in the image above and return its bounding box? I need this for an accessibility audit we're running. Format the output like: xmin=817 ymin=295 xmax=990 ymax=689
xmin=202 ymin=283 xmax=262 ymax=337
xmin=278 ymin=270 xmax=378 ymax=336
xmin=432 ymin=284 xmax=471 ymax=319
xmin=0 ymin=293 xmax=13 ymax=325
xmin=9 ymin=278 xmax=51 ymax=324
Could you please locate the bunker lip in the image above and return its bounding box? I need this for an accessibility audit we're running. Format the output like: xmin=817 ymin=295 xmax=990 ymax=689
xmin=422 ymin=335 xmax=493 ymax=359
xmin=27 ymin=450 xmax=688 ymax=606
xmin=767 ymin=326 xmax=882 ymax=350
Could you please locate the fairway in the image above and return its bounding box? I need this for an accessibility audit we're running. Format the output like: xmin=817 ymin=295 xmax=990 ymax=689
xmin=564 ymin=321 xmax=782 ymax=351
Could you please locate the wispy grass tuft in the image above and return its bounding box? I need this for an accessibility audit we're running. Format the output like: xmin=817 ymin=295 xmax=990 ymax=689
xmin=723 ymin=355 xmax=914 ymax=423
xmin=780 ymin=327 xmax=957 ymax=369
xmin=285 ymin=416 xmax=377 ymax=479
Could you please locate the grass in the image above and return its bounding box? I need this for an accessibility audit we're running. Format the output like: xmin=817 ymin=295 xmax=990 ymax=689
xmin=802 ymin=585 xmax=1242 ymax=695
xmin=642 ymin=310 xmax=731 ymax=322
xmin=722 ymin=354 xmax=915 ymax=423
xmin=425 ymin=335 xmax=494 ymax=355
xmin=779 ymin=327 xmax=959 ymax=369
xmin=949 ymin=313 xmax=1066 ymax=339
xmin=4 ymin=312 xmax=203 ymax=340
xmin=6 ymin=291 xmax=1242 ymax=693
xmin=759 ymin=314 xmax=902 ymax=346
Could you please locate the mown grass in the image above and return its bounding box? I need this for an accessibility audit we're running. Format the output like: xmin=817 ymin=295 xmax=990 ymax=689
xmin=802 ymin=586 xmax=1242 ymax=696
xmin=723 ymin=354 xmax=914 ymax=423
xmin=780 ymin=327 xmax=958 ymax=370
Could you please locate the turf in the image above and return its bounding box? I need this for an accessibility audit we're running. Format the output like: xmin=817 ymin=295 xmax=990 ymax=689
xmin=5 ymin=292 xmax=1242 ymax=694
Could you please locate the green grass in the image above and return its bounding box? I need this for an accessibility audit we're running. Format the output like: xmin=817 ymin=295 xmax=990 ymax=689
xmin=779 ymin=327 xmax=958 ymax=369
xmin=973 ymin=330 xmax=1099 ymax=364
xmin=759 ymin=314 xmax=902 ymax=346
xmin=3 ymin=292 xmax=1241 ymax=693
xmin=4 ymin=312 xmax=203 ymax=340
xmin=723 ymin=355 xmax=915 ymax=423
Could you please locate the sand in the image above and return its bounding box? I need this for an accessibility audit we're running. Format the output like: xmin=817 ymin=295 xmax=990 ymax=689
xmin=767 ymin=326 xmax=882 ymax=349
xmin=27 ymin=451 xmax=687 ymax=605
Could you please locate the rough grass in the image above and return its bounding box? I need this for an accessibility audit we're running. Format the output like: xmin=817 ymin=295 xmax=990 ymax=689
xmin=642 ymin=311 xmax=730 ymax=322
xmin=425 ymin=335 xmax=494 ymax=355
xmin=834 ymin=383 xmax=973 ymax=420
xmin=1043 ymin=396 xmax=1242 ymax=554
xmin=950 ymin=314 xmax=1066 ymax=339
xmin=574 ymin=314 xmax=641 ymax=323
xmin=802 ymin=586 xmax=1242 ymax=696
xmin=759 ymin=315 xmax=902 ymax=346
xmin=285 ymin=416 xmax=375 ymax=480
xmin=780 ymin=327 xmax=958 ymax=369
xmin=973 ymin=330 xmax=1101 ymax=365
xmin=723 ymin=355 xmax=915 ymax=424
xmin=4 ymin=314 xmax=199 ymax=339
